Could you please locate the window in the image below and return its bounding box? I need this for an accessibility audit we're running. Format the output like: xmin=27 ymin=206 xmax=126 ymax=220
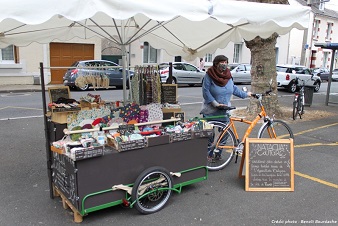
xmin=326 ymin=22 xmax=333 ymax=41
xmin=233 ymin=44 xmax=242 ymax=63
xmin=0 ymin=45 xmax=15 ymax=63
xmin=205 ymin=54 xmax=213 ymax=63
xmin=313 ymin=20 xmax=320 ymax=39
xmin=143 ymin=42 xmax=158 ymax=63
xmin=323 ymin=51 xmax=329 ymax=68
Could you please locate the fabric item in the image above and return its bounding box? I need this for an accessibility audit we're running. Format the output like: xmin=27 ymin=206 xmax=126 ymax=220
xmin=146 ymin=103 xmax=163 ymax=122
xmin=67 ymin=107 xmax=111 ymax=130
xmin=200 ymin=75 xmax=248 ymax=118
xmin=206 ymin=66 xmax=232 ymax=87
xmin=119 ymin=103 xmax=141 ymax=123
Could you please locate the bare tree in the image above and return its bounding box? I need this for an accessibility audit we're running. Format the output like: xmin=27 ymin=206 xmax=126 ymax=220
xmin=244 ymin=0 xmax=289 ymax=117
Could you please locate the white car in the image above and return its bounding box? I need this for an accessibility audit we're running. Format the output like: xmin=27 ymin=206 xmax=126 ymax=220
xmin=276 ymin=64 xmax=321 ymax=93
xmin=159 ymin=62 xmax=205 ymax=86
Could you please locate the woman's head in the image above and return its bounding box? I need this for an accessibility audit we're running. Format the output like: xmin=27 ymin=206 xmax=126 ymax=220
xmin=213 ymin=55 xmax=228 ymax=72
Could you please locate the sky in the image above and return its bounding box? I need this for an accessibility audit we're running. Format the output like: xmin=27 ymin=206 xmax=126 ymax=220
xmin=326 ymin=0 xmax=338 ymax=11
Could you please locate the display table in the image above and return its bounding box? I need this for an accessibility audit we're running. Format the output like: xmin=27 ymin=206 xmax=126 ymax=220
xmin=52 ymin=138 xmax=208 ymax=222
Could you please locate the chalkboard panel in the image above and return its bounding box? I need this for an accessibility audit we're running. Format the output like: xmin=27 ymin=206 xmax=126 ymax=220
xmin=245 ymin=138 xmax=294 ymax=191
xmin=48 ymin=86 xmax=70 ymax=103
xmin=161 ymin=84 xmax=177 ymax=104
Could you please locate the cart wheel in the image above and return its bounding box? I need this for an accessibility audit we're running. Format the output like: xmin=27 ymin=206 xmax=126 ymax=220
xmin=131 ymin=166 xmax=173 ymax=214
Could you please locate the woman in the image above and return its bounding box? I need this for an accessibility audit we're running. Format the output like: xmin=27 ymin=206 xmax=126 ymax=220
xmin=200 ymin=55 xmax=251 ymax=121
xmin=201 ymin=55 xmax=251 ymax=161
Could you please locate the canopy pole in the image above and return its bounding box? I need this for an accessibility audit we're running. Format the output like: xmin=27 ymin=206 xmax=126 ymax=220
xmin=325 ymin=50 xmax=335 ymax=106
xmin=40 ymin=62 xmax=54 ymax=199
xmin=121 ymin=20 xmax=127 ymax=104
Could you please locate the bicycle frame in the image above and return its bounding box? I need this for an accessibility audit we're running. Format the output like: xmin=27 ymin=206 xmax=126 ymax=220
xmin=216 ymin=94 xmax=276 ymax=149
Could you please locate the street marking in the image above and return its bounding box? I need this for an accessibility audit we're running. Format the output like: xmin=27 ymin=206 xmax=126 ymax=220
xmin=0 ymin=115 xmax=43 ymax=121
xmin=0 ymin=106 xmax=42 ymax=111
xmin=295 ymin=142 xmax=338 ymax=148
xmin=294 ymin=171 xmax=338 ymax=189
xmin=293 ymin=122 xmax=338 ymax=136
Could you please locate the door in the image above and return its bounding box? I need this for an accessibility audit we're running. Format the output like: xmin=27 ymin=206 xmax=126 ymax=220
xmin=50 ymin=43 xmax=94 ymax=84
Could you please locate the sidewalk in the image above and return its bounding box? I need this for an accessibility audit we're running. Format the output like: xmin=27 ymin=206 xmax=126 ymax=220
xmin=0 ymin=84 xmax=57 ymax=93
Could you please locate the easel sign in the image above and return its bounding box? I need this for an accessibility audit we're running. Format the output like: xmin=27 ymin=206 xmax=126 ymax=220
xmin=245 ymin=138 xmax=294 ymax=192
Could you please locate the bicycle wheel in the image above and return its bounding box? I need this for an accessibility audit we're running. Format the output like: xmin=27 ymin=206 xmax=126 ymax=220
xmin=297 ymin=96 xmax=303 ymax=119
xmin=131 ymin=166 xmax=173 ymax=214
xmin=258 ymin=119 xmax=294 ymax=139
xmin=206 ymin=121 xmax=237 ymax=171
xmin=292 ymin=100 xmax=298 ymax=120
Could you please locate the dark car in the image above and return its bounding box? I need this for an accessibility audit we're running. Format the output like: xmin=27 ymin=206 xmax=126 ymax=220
xmin=63 ymin=60 xmax=134 ymax=91
xmin=318 ymin=68 xmax=338 ymax=82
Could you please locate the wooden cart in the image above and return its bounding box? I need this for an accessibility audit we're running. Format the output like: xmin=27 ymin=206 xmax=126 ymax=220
xmin=52 ymin=137 xmax=208 ymax=223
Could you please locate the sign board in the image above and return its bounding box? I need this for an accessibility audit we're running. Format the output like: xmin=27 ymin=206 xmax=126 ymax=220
xmin=48 ymin=86 xmax=70 ymax=103
xmin=245 ymin=138 xmax=294 ymax=192
xmin=161 ymin=84 xmax=177 ymax=104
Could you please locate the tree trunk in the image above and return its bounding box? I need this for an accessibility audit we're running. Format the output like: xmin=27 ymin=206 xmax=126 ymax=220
xmin=244 ymin=0 xmax=289 ymax=117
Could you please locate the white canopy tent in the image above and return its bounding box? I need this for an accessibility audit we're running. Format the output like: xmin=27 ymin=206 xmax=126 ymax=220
xmin=0 ymin=0 xmax=310 ymax=59
xmin=0 ymin=0 xmax=310 ymax=101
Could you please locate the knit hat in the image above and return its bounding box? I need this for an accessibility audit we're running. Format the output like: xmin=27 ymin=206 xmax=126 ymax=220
xmin=213 ymin=55 xmax=228 ymax=67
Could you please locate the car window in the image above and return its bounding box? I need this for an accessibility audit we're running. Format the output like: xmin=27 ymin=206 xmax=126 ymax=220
xmin=276 ymin=66 xmax=288 ymax=73
xmin=245 ymin=65 xmax=251 ymax=71
xmin=184 ymin=64 xmax=198 ymax=72
xmin=229 ymin=65 xmax=238 ymax=70
xmin=174 ymin=64 xmax=184 ymax=71
xmin=238 ymin=65 xmax=245 ymax=71
xmin=102 ymin=61 xmax=118 ymax=71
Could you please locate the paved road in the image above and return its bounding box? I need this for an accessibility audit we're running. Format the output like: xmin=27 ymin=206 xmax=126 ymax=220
xmin=0 ymin=84 xmax=337 ymax=225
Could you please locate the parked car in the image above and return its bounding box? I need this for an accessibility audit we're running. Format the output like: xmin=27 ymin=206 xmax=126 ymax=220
xmin=317 ymin=68 xmax=338 ymax=82
xmin=228 ymin=63 xmax=251 ymax=84
xmin=276 ymin=64 xmax=321 ymax=93
xmin=63 ymin=60 xmax=134 ymax=91
xmin=159 ymin=62 xmax=205 ymax=86
xmin=312 ymin=67 xmax=329 ymax=76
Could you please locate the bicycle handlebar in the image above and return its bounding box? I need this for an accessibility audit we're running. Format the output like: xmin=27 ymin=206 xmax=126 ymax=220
xmin=216 ymin=105 xmax=236 ymax=111
xmin=251 ymin=90 xmax=273 ymax=99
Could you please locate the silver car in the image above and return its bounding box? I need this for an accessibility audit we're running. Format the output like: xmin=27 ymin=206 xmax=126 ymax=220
xmin=159 ymin=62 xmax=205 ymax=86
xmin=228 ymin=63 xmax=252 ymax=84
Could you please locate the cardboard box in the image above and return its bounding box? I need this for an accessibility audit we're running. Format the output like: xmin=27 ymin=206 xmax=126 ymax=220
xmin=169 ymin=131 xmax=192 ymax=143
xmin=69 ymin=146 xmax=104 ymax=161
xmin=192 ymin=129 xmax=213 ymax=139
xmin=162 ymin=108 xmax=182 ymax=113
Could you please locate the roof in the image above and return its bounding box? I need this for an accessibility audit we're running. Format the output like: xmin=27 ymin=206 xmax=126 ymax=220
xmin=294 ymin=0 xmax=338 ymax=19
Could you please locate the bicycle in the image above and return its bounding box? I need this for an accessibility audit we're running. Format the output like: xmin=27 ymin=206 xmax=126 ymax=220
xmin=204 ymin=88 xmax=294 ymax=171
xmin=292 ymin=76 xmax=306 ymax=120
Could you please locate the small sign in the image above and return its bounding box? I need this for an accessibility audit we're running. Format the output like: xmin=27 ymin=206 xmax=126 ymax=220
xmin=161 ymin=84 xmax=177 ymax=104
xmin=245 ymin=138 xmax=294 ymax=192
xmin=48 ymin=86 xmax=70 ymax=103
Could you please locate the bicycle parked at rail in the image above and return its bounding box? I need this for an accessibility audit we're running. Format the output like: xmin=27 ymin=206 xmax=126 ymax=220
xmin=204 ymin=86 xmax=294 ymax=171
xmin=292 ymin=76 xmax=308 ymax=120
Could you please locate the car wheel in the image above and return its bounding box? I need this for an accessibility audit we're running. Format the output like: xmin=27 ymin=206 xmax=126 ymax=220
xmin=314 ymin=80 xmax=321 ymax=92
xmin=287 ymin=81 xmax=297 ymax=93
xmin=76 ymin=84 xmax=89 ymax=91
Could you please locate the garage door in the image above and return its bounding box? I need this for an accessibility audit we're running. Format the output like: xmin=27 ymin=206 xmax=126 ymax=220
xmin=50 ymin=43 xmax=94 ymax=84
